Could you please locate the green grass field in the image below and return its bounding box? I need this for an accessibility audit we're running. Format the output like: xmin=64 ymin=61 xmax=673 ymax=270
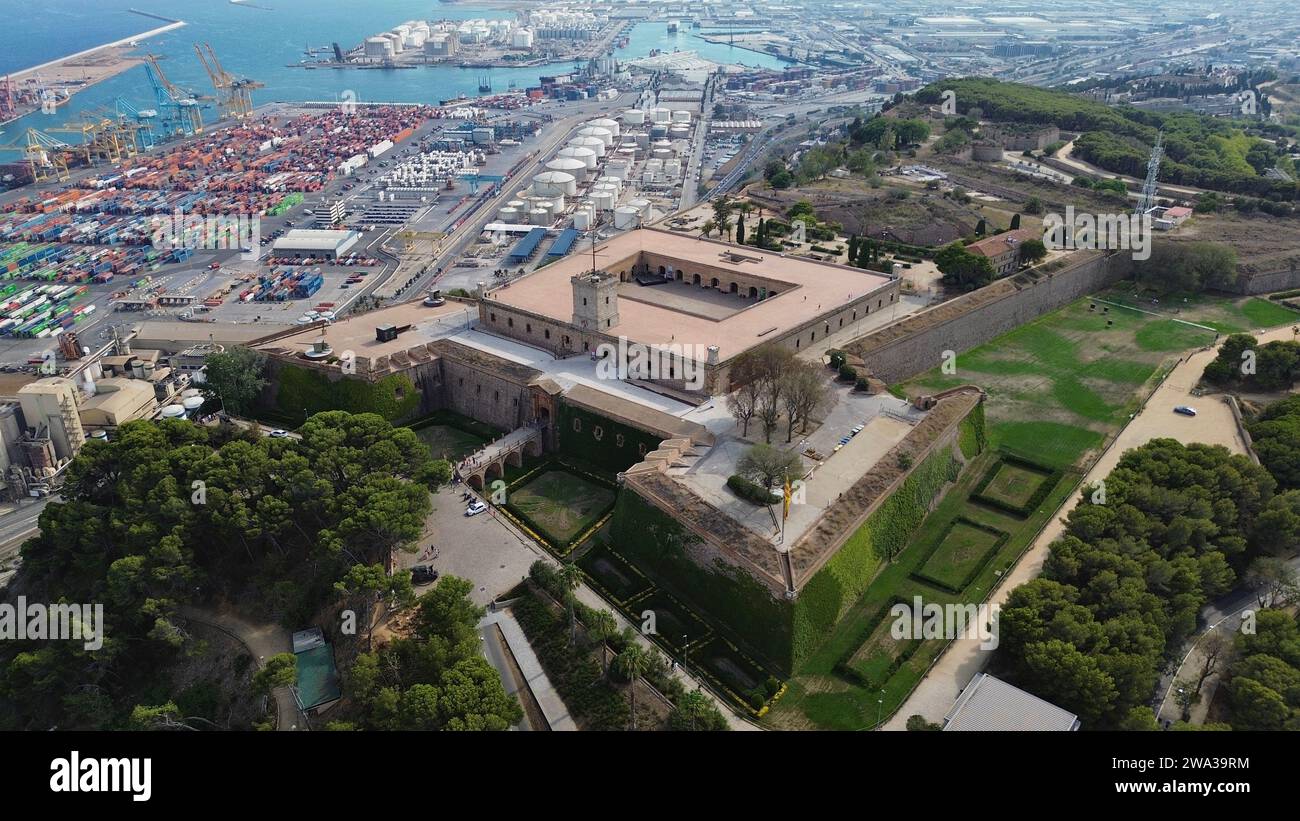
xmin=916 ymin=520 xmax=1006 ymax=592
xmin=905 ymin=297 xmax=1216 ymax=467
xmin=415 ymin=425 xmax=486 ymax=461
xmin=981 ymin=462 xmax=1052 ymax=509
xmin=508 ymin=470 xmax=616 ymax=544
xmin=766 ymin=451 xmax=1077 ymax=730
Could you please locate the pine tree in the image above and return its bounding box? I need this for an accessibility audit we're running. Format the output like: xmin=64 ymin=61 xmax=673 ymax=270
xmin=736 ymin=213 xmax=746 ymax=245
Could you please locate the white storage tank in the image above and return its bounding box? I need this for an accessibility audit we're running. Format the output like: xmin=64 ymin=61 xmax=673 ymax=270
xmin=669 ymin=125 xmax=691 ymax=141
xmin=586 ymin=118 xmax=621 ymax=138
xmin=629 ymin=198 xmax=652 ymax=219
xmin=545 ymin=157 xmax=588 ymax=180
xmin=507 ymin=199 xmax=527 ymax=210
xmin=614 ymin=205 xmax=641 ymax=230
xmin=498 ymin=206 xmax=521 ymax=221
xmin=664 ymin=159 xmax=682 ymax=177
xmin=633 ymin=133 xmax=650 ymax=149
xmin=533 ymin=170 xmax=577 ymax=196
xmin=568 ymin=135 xmax=606 ymax=157
xmin=182 ymin=396 xmax=205 ymax=413
xmin=652 ymin=147 xmax=674 ymax=161
xmin=364 ymin=37 xmax=391 ymax=58
xmin=573 ymin=209 xmax=593 ymax=231
xmin=605 ymin=159 xmax=631 ymax=180
xmin=576 ymin=126 xmax=613 ymax=147
xmin=590 ymin=189 xmax=616 ymax=211
xmin=649 ymin=107 xmax=672 ymax=124
xmin=557 ymin=145 xmax=597 ymax=170
xmin=622 ymin=109 xmax=647 ymax=126
xmin=597 ymin=175 xmax=623 ymax=193
xmin=672 ymin=110 xmax=692 ymax=124
xmin=160 ymin=405 xmax=186 ymax=419
xmin=529 ymin=207 xmax=551 ymax=225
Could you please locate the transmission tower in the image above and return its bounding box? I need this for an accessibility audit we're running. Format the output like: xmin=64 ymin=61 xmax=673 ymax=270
xmin=1134 ymin=130 xmax=1163 ymax=216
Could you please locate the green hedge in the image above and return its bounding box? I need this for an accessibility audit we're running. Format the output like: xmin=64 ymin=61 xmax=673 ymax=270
xmin=273 ymin=364 xmax=421 ymax=422
xmin=969 ymin=453 xmax=1061 ymax=518
xmin=908 ymin=517 xmax=1010 ymax=594
xmin=790 ymin=443 xmax=961 ymax=667
xmin=727 ymin=474 xmax=777 ymax=505
xmin=557 ymin=401 xmax=664 ymax=474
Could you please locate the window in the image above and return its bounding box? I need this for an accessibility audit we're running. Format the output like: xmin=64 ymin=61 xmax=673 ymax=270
xmin=507 ymin=317 xmax=513 ymax=328
xmin=606 ymin=319 xmax=611 ymax=328
xmin=545 ymin=329 xmax=551 ymax=340
xmin=811 ymin=331 xmax=816 ymax=342
xmin=490 ymin=312 xmax=496 ymax=322
xmin=583 ymin=297 xmax=588 ymax=306
xmin=616 ymin=433 xmax=625 ymax=447
xmin=526 ymin=323 xmax=531 ymax=333
xmin=458 ymin=377 xmax=464 ymax=387
xmin=605 ymin=296 xmax=609 ymax=304
xmin=494 ymin=390 xmax=499 ymax=401
xmin=796 ymin=338 xmax=800 ymax=349
xmin=573 ymin=417 xmax=582 ymax=433
xmin=476 ymin=384 xmax=481 ymax=395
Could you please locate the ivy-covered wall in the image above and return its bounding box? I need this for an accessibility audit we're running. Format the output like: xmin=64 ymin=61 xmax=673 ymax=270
xmin=557 ymin=401 xmax=665 ymax=474
xmin=958 ymin=400 xmax=986 ymax=459
xmin=273 ymin=364 xmax=421 ymax=422
xmin=609 ymin=489 xmax=795 ymax=670
xmin=790 ymin=443 xmax=962 ymax=667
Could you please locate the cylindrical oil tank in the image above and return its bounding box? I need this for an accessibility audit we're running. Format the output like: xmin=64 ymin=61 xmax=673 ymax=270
xmin=596 ymin=175 xmax=622 ymax=193
xmin=613 ymin=205 xmax=641 ymax=230
xmin=671 ymin=110 xmax=692 ymax=124
xmin=622 ymin=109 xmax=646 ymax=125
xmin=586 ymin=118 xmax=621 ymax=138
xmin=529 ymin=207 xmax=551 ymax=225
xmin=498 ymin=206 xmax=520 ymax=221
xmin=532 ymin=170 xmax=577 ymax=196
xmin=568 ymin=135 xmax=606 ymax=157
xmin=669 ymin=125 xmax=691 ymax=141
xmin=652 ymin=147 xmax=674 ymax=160
xmin=507 ymin=199 xmax=527 ymax=209
xmin=573 ymin=209 xmax=593 ymax=231
xmin=576 ymin=126 xmax=613 ymax=147
xmin=628 ymin=198 xmax=652 ymax=219
xmin=649 ymin=124 xmax=668 ymax=140
xmin=545 ymin=157 xmax=588 ymax=180
xmin=649 ymin=107 xmax=671 ymax=123
xmin=161 ymin=405 xmax=186 ymax=419
xmin=556 ymin=145 xmax=597 ymax=170
xmin=590 ymin=189 xmax=616 ymax=210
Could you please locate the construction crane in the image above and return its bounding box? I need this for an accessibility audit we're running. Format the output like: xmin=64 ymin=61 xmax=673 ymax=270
xmin=0 ymin=128 xmax=72 ymax=184
xmin=194 ymin=43 xmax=262 ymax=120
xmin=142 ymin=54 xmax=204 ymax=137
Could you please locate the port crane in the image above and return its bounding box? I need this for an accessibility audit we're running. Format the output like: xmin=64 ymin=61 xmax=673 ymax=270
xmin=0 ymin=128 xmax=72 ymax=184
xmin=142 ymin=54 xmax=205 ymax=137
xmin=112 ymin=97 xmax=159 ymax=152
xmin=48 ymin=113 xmax=129 ymax=166
xmin=194 ymin=42 xmax=263 ymax=120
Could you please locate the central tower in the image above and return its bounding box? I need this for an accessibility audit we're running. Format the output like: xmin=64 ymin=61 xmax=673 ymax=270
xmin=570 ymin=270 xmax=620 ymax=331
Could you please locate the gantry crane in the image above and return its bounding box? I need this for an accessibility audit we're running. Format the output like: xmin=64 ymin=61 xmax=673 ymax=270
xmin=49 ymin=112 xmax=130 ymax=166
xmin=142 ymin=54 xmax=204 ymax=137
xmin=114 ymin=97 xmax=158 ymax=151
xmin=194 ymin=43 xmax=262 ymax=120
xmin=0 ymin=128 xmax=72 ymax=184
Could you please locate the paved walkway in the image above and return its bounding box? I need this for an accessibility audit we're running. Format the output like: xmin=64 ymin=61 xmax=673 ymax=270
xmin=480 ymin=609 xmax=576 ymax=731
xmin=884 ymin=325 xmax=1291 ymax=729
xmin=178 ymin=605 xmax=301 ymax=731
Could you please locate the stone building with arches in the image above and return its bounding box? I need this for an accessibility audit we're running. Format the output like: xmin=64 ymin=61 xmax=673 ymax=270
xmin=476 ymin=228 xmax=900 ymax=393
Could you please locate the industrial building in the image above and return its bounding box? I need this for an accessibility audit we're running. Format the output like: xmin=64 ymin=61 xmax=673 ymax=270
xmin=271 ymin=229 xmax=362 ymax=261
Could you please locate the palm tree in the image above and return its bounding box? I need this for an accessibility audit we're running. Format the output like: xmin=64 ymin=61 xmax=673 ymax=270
xmin=557 ymin=563 xmax=583 ymax=647
xmin=699 ymin=219 xmax=717 ymax=239
xmin=614 ymin=644 xmax=653 ymax=730
xmin=587 ymin=609 xmax=620 ymax=677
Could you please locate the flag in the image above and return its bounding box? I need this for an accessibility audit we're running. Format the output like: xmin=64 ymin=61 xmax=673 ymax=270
xmin=783 ymin=477 xmax=792 ymax=521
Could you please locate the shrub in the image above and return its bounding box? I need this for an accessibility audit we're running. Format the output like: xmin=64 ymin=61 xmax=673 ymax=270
xmin=727 ymin=474 xmax=777 ymax=505
xmin=855 ymin=377 xmax=870 ymax=392
xmin=839 ymin=364 xmax=858 ymax=382
xmin=828 ymin=350 xmax=847 ymax=370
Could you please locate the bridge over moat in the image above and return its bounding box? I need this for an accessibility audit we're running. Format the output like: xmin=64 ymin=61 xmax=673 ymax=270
xmin=458 ymin=425 xmax=546 ymax=491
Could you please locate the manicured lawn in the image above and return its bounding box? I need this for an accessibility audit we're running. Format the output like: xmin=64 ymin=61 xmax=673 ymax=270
xmin=1241 ymin=298 xmax=1300 ymax=329
xmin=981 ymin=462 xmax=1052 ymax=509
xmin=508 ymin=470 xmax=616 ymax=544
xmin=577 ymin=543 xmax=654 ymax=604
xmin=765 ymin=451 xmax=1079 ymax=731
xmin=414 ymin=425 xmax=485 ymax=461
xmin=916 ymin=520 xmax=1005 ymax=591
xmin=905 ymin=297 xmax=1214 ymax=468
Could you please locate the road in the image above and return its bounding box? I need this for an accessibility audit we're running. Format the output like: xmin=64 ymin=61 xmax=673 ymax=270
xmin=884 ymin=321 xmax=1292 ymax=729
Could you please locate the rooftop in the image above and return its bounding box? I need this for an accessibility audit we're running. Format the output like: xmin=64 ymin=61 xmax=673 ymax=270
xmin=484 ymin=229 xmax=893 ymax=362
xmin=256 ymin=300 xmax=470 ymax=361
xmin=272 ymin=228 xmax=360 ymax=252
xmin=966 ymin=228 xmax=1037 ymax=259
xmin=943 ymin=673 xmax=1081 ymax=731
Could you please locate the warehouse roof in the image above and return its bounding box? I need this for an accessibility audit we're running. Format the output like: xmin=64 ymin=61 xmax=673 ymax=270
xmin=943 ymin=673 xmax=1081 ymax=731
xmin=272 ymin=229 xmax=360 ymax=252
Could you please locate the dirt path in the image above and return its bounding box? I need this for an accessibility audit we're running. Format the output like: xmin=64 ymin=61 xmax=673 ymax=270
xmin=178 ymin=605 xmax=301 ymax=732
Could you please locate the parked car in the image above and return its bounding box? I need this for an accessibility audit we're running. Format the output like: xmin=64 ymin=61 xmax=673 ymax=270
xmin=411 ymin=565 xmax=439 ymax=585
xmin=268 ymin=429 xmax=291 ymax=438
xmin=1173 ymin=406 xmax=1198 ymax=417
xmin=465 ymin=500 xmax=487 ymax=516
